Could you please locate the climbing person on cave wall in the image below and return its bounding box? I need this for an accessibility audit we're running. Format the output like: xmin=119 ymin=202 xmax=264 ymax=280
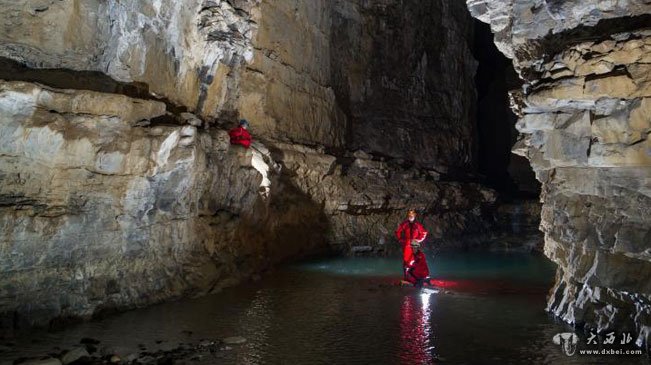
xmin=229 ymin=119 xmax=253 ymax=166
xmin=395 ymin=209 xmax=428 ymax=281
xmin=229 ymin=119 xmax=252 ymax=148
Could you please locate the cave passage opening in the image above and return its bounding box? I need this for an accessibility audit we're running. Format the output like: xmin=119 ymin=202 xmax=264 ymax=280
xmin=472 ymin=20 xmax=541 ymax=200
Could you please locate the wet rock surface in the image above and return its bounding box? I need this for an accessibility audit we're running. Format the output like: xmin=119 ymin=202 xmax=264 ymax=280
xmin=467 ymin=0 xmax=651 ymax=348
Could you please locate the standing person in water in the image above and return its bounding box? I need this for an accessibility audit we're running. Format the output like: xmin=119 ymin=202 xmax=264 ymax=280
xmin=395 ymin=209 xmax=428 ymax=280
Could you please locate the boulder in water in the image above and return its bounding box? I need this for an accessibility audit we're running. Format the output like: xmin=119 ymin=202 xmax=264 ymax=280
xmin=19 ymin=359 xmax=62 ymax=365
xmin=61 ymin=347 xmax=89 ymax=364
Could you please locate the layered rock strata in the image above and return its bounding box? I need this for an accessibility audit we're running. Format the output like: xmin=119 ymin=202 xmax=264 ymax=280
xmin=468 ymin=0 xmax=651 ymax=347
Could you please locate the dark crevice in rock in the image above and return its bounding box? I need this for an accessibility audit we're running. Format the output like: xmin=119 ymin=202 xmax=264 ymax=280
xmin=532 ymin=73 xmax=586 ymax=92
xmin=0 ymin=57 xmax=149 ymax=97
xmin=583 ymin=65 xmax=631 ymax=83
xmin=148 ymin=114 xmax=185 ymax=127
xmin=587 ymin=137 xmax=595 ymax=158
xmin=0 ymin=57 xmax=190 ymax=117
xmin=473 ymin=20 xmax=540 ymax=199
xmin=627 ymin=136 xmax=647 ymax=147
xmin=322 ymin=145 xmax=472 ymax=182
xmin=0 ymin=194 xmax=40 ymax=208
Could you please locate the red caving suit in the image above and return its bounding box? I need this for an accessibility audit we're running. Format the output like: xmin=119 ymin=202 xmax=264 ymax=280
xmin=395 ymin=220 xmax=428 ymax=268
xmin=228 ymin=126 xmax=252 ymax=148
xmin=405 ymin=251 xmax=430 ymax=285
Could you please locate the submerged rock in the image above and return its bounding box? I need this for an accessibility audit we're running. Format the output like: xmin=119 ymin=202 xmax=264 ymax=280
xmin=17 ymin=359 xmax=62 ymax=365
xmin=222 ymin=336 xmax=246 ymax=345
xmin=100 ymin=346 xmax=137 ymax=359
xmin=79 ymin=339 xmax=100 ymax=346
xmin=14 ymin=339 xmax=231 ymax=365
xmin=60 ymin=347 xmax=89 ymax=364
xmin=350 ymin=246 xmax=373 ymax=254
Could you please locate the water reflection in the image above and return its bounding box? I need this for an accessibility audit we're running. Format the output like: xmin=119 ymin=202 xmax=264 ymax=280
xmin=399 ymin=291 xmax=436 ymax=364
xmin=238 ymin=289 xmax=272 ymax=364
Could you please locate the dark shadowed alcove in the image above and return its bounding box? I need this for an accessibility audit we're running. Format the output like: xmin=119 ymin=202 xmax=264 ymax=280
xmin=472 ymin=20 xmax=540 ymax=199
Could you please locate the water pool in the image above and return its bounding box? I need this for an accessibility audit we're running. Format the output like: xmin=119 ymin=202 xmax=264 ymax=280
xmin=3 ymin=250 xmax=647 ymax=364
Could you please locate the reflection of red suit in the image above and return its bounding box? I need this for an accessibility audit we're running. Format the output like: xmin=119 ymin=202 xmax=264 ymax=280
xmin=395 ymin=220 xmax=428 ymax=267
xmin=405 ymin=251 xmax=430 ymax=284
xmin=399 ymin=293 xmax=434 ymax=364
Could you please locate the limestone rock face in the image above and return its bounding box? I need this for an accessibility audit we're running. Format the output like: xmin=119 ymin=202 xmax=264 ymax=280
xmin=0 ymin=0 xmax=479 ymax=169
xmin=241 ymin=0 xmax=477 ymax=169
xmin=0 ymin=80 xmax=327 ymax=329
xmin=338 ymin=1 xmax=477 ymax=169
xmin=468 ymin=0 xmax=651 ymax=346
xmin=238 ymin=0 xmax=494 ymax=251
xmin=0 ymin=0 xmax=495 ymax=331
xmin=269 ymin=143 xmax=497 ymax=252
xmin=0 ymin=0 xmax=261 ymax=117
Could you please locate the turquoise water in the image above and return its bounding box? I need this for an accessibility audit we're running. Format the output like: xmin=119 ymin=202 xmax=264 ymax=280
xmin=299 ymin=250 xmax=555 ymax=282
xmin=3 ymin=250 xmax=647 ymax=364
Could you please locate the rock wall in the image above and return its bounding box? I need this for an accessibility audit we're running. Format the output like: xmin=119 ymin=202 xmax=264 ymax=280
xmin=239 ymin=0 xmax=478 ymax=168
xmin=332 ymin=1 xmax=477 ymax=169
xmin=238 ymin=0 xmax=496 ymax=251
xmin=467 ymin=0 xmax=651 ymax=347
xmin=0 ymin=79 xmax=331 ymax=330
xmin=0 ymin=0 xmax=497 ymax=331
xmin=0 ymin=0 xmax=261 ymax=118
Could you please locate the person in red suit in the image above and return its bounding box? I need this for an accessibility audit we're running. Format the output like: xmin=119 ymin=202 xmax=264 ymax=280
xmin=395 ymin=209 xmax=428 ymax=279
xmin=229 ymin=119 xmax=252 ymax=148
xmin=228 ymin=119 xmax=253 ymax=166
xmin=404 ymin=242 xmax=432 ymax=287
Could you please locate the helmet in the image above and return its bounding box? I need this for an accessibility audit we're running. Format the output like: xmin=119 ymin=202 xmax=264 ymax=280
xmin=239 ymin=119 xmax=250 ymax=128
